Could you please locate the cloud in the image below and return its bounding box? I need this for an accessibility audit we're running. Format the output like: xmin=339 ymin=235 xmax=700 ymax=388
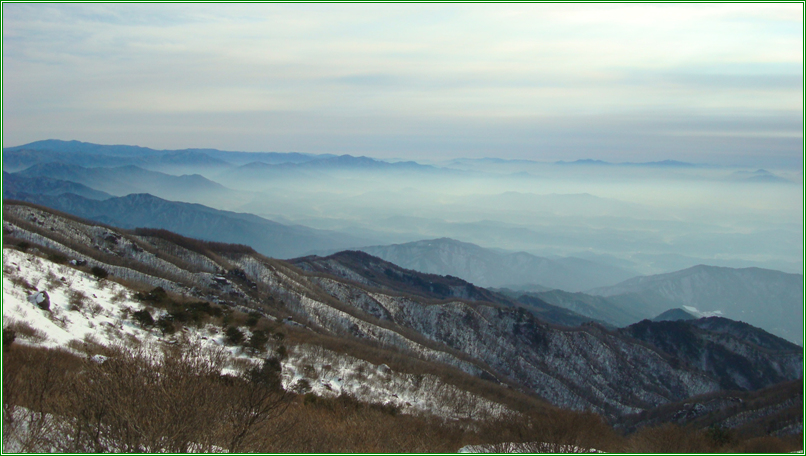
xmin=3 ymin=3 xmax=802 ymax=166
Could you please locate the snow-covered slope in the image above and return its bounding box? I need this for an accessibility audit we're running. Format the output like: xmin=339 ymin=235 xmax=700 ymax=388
xmin=2 ymin=247 xmax=508 ymax=421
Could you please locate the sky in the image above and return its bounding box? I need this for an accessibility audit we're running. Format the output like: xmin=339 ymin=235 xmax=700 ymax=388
xmin=3 ymin=3 xmax=803 ymax=166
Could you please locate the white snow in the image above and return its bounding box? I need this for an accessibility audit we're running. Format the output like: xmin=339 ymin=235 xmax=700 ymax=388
xmin=2 ymin=248 xmax=255 ymax=370
xmin=2 ymin=248 xmax=510 ymax=422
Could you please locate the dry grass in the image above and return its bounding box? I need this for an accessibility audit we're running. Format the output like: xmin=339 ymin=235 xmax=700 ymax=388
xmin=3 ymin=342 xmax=800 ymax=453
xmin=3 ymin=320 xmax=47 ymax=344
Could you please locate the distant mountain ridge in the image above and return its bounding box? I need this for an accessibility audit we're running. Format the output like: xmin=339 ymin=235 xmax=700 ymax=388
xmin=523 ymin=289 xmax=643 ymax=328
xmin=730 ymin=169 xmax=791 ymax=183
xmin=591 ymin=264 xmax=804 ymax=344
xmin=3 ymin=192 xmax=376 ymax=259
xmin=2 ymin=171 xmax=112 ymax=200
xmin=652 ymin=308 xmax=697 ymax=322
xmin=555 ymin=159 xmax=699 ymax=167
xmin=290 ymin=250 xmax=600 ymax=328
xmin=14 ymin=162 xmax=226 ymax=196
xmin=2 ymin=139 xmax=417 ymax=170
xmin=357 ymin=237 xmax=639 ymax=292
xmin=443 ymin=157 xmax=700 ymax=168
xmin=3 ymin=139 xmax=330 ymax=172
xmin=4 ymin=139 xmax=165 ymax=156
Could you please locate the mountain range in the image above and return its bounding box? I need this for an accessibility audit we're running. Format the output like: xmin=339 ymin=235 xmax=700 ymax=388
xmin=3 ymin=171 xmax=112 ymax=200
xmin=12 ymin=162 xmax=235 ymax=204
xmin=356 ymin=237 xmax=639 ymax=292
xmin=3 ymin=200 xmax=801 ymax=420
xmin=589 ymin=265 xmax=804 ymax=345
xmin=2 ymin=139 xmax=323 ymax=169
xmin=4 ymin=192 xmax=376 ymax=259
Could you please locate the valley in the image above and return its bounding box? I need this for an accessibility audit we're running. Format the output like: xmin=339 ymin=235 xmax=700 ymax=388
xmin=4 ymin=5 xmax=802 ymax=452
xmin=1 ymin=140 xmax=802 ymax=453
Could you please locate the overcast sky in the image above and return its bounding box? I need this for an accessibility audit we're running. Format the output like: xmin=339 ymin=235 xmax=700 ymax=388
xmin=3 ymin=3 xmax=803 ymax=166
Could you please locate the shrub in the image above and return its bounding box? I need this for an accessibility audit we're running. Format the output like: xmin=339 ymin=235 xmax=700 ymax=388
xmin=67 ymin=290 xmax=87 ymax=311
xmin=247 ymin=357 xmax=283 ymax=390
xmin=45 ymin=271 xmax=64 ymax=289
xmin=246 ymin=312 xmax=261 ymax=327
xmin=292 ymin=379 xmax=312 ymax=395
xmin=4 ymin=320 xmax=46 ymax=343
xmin=225 ymin=326 xmax=245 ymax=345
xmin=626 ymin=423 xmax=715 ymax=453
xmin=734 ymin=436 xmax=791 ymax=453
xmin=88 ymin=303 xmax=104 ymax=318
xmin=706 ymin=425 xmax=732 ymax=447
xmin=304 ymin=393 xmax=318 ymax=405
xmin=136 ymin=287 xmax=168 ymax=304
xmin=90 ymin=266 xmax=109 ymax=279
xmin=168 ymin=307 xmax=190 ymax=324
xmin=133 ymin=309 xmax=155 ymax=328
xmin=173 ymin=301 xmax=222 ymax=326
xmin=48 ymin=252 xmax=68 ymax=264
xmin=110 ymin=290 xmax=128 ymax=303
xmin=247 ymin=330 xmax=269 ymax=352
xmin=157 ymin=316 xmax=176 ymax=336
xmin=3 ymin=328 xmax=16 ymax=349
xmin=9 ymin=274 xmax=35 ymax=291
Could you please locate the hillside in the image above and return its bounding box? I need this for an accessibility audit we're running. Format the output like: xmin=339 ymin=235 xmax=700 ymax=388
xmin=3 ymin=193 xmax=375 ymax=259
xmin=621 ymin=318 xmax=802 ymax=391
xmin=652 ymin=308 xmax=697 ymax=322
xmin=290 ymin=250 xmax=599 ymax=328
xmin=524 ymin=289 xmax=642 ymax=328
xmin=358 ymin=237 xmax=638 ymax=292
xmin=13 ymin=163 xmax=230 ymax=203
xmin=590 ymin=265 xmax=804 ymax=344
xmin=3 ymin=171 xmax=113 ymax=200
xmin=3 ymin=201 xmax=800 ymax=418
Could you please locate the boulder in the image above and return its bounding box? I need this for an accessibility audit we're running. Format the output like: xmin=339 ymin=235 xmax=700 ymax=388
xmin=27 ymin=290 xmax=50 ymax=311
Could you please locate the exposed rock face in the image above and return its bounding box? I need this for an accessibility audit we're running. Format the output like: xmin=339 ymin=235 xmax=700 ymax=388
xmin=27 ymin=291 xmax=50 ymax=311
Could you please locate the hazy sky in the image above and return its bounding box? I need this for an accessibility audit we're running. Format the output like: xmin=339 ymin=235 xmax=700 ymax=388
xmin=3 ymin=3 xmax=803 ymax=166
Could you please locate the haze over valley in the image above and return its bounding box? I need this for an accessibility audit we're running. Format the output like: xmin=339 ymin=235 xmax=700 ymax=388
xmin=5 ymin=139 xmax=803 ymax=279
xmin=3 ymin=4 xmax=802 ymax=453
xmin=4 ymin=139 xmax=803 ymax=347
